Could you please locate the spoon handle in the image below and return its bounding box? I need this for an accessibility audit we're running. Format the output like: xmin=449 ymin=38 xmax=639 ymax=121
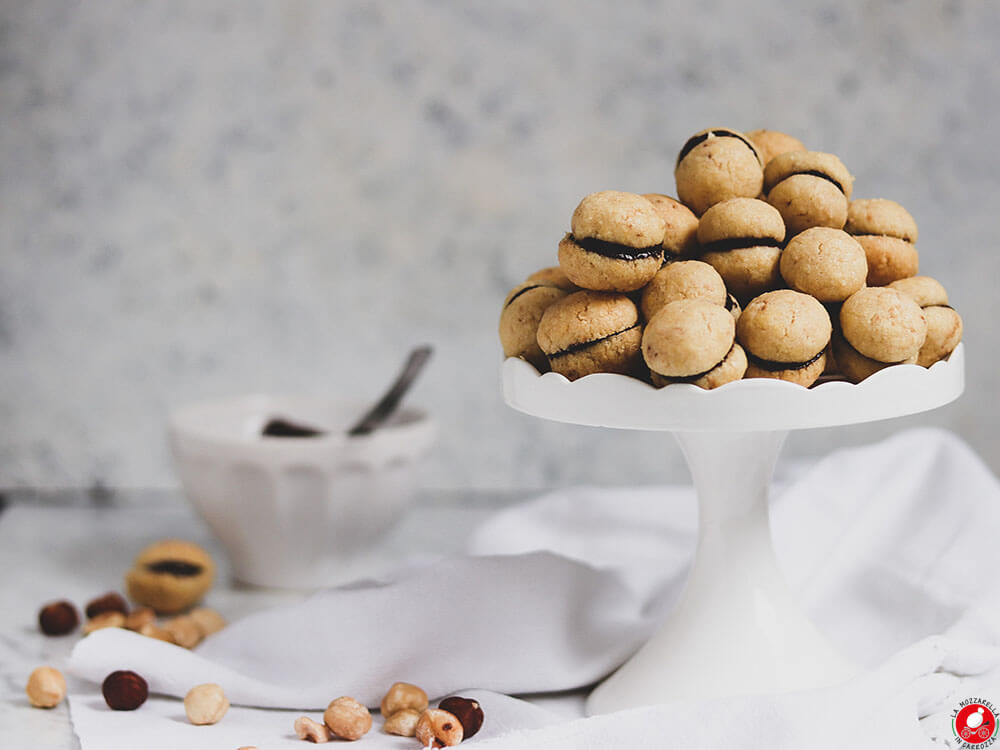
xmin=347 ymin=345 xmax=433 ymax=436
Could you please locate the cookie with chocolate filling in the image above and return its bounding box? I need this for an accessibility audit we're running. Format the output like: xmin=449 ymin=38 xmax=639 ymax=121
xmin=746 ymin=129 xmax=807 ymax=167
xmin=558 ymin=191 xmax=665 ymax=292
xmin=697 ymin=198 xmax=786 ymax=303
xmin=536 ymin=290 xmax=644 ymax=381
xmin=674 ymin=128 xmax=764 ymax=216
xmin=499 ymin=281 xmax=570 ymax=371
xmin=736 ymin=289 xmax=832 ymax=387
xmin=639 ymin=260 xmax=727 ymax=321
xmin=779 ymin=227 xmax=868 ymax=302
xmin=525 ymin=265 xmax=577 ymax=291
xmin=642 ymin=299 xmax=746 ymax=389
xmin=839 ymin=287 xmax=927 ymax=375
xmin=888 ymin=276 xmax=962 ymax=367
xmin=641 ymin=194 xmax=700 ymax=259
xmin=125 ymin=540 xmax=215 ymax=614
xmin=764 ymin=151 xmax=854 ymax=235
xmin=832 ymin=332 xmax=918 ymax=384
xmin=845 ymin=199 xmax=919 ymax=286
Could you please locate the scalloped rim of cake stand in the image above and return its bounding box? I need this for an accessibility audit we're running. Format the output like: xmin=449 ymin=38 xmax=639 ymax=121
xmin=502 ymin=343 xmax=965 ymax=432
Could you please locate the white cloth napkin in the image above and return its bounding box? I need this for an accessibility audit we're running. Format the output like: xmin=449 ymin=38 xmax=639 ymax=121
xmin=67 ymin=428 xmax=1000 ymax=749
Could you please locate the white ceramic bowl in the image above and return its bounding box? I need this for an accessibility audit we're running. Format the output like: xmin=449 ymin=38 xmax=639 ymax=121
xmin=168 ymin=395 xmax=435 ymax=589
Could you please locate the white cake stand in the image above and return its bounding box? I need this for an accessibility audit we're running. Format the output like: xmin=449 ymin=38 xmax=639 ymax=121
xmin=502 ymin=345 xmax=965 ymax=715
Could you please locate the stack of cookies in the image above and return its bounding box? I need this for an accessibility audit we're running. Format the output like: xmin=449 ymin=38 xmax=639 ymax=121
xmin=499 ymin=127 xmax=963 ymax=388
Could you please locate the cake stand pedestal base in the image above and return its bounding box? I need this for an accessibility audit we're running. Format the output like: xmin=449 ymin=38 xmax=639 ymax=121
xmin=586 ymin=429 xmax=857 ymax=715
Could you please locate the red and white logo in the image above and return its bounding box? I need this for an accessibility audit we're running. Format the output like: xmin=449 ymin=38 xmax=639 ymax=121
xmin=952 ymin=699 xmax=999 ymax=747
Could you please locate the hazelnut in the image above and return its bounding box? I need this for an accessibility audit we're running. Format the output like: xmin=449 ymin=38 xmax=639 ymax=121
xmin=137 ymin=622 xmax=175 ymax=643
xmin=102 ymin=670 xmax=148 ymax=710
xmin=25 ymin=666 xmax=67 ymax=708
xmin=294 ymin=715 xmax=332 ymax=743
xmin=383 ymin=708 xmax=421 ymax=737
xmin=323 ymin=696 xmax=372 ymax=741
xmin=416 ymin=708 xmax=463 ymax=747
xmin=189 ymin=607 xmax=227 ymax=637
xmin=438 ymin=696 xmax=484 ymax=739
xmin=83 ymin=610 xmax=126 ymax=634
xmin=184 ymin=683 xmax=229 ymax=725
xmin=85 ymin=592 xmax=129 ymax=619
xmin=380 ymin=681 xmax=428 ymax=716
xmin=164 ymin=615 xmax=203 ymax=649
xmin=124 ymin=607 xmax=156 ymax=631
xmin=38 ymin=601 xmax=79 ymax=636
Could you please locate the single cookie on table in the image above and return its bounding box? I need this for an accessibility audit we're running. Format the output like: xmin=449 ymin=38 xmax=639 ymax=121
xmin=536 ymin=290 xmax=644 ymax=381
xmin=697 ymin=197 xmax=785 ymax=303
xmin=764 ymin=151 xmax=854 ymax=235
xmin=639 ymin=260 xmax=727 ymax=321
xmin=779 ymin=227 xmax=868 ymax=302
xmin=642 ymin=299 xmax=747 ymax=389
xmin=746 ymin=129 xmax=807 ymax=167
xmin=675 ymin=128 xmax=764 ymax=216
xmin=558 ymin=191 xmax=665 ymax=292
xmin=125 ymin=540 xmax=215 ymax=615
xmin=844 ymin=199 xmax=919 ymax=286
xmin=736 ymin=289 xmax=832 ymax=387
xmin=499 ymin=281 xmax=571 ymax=371
xmin=837 ymin=287 xmax=927 ymax=382
xmin=888 ymin=276 xmax=963 ymax=367
xmin=524 ymin=266 xmax=577 ymax=291
xmin=641 ymin=194 xmax=700 ymax=259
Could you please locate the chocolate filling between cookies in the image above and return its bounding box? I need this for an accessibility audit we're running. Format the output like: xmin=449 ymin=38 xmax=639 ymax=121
xmin=676 ymin=129 xmax=761 ymax=167
xmin=747 ymin=348 xmax=825 ymax=372
xmin=146 ymin=560 xmax=204 ymax=577
xmin=573 ymin=235 xmax=662 ymax=262
xmin=779 ymin=169 xmax=846 ymax=195
xmin=700 ymin=236 xmax=783 ymax=254
xmin=503 ymin=284 xmax=543 ymax=309
xmin=665 ymin=343 xmax=734 ymax=383
xmin=548 ymin=322 xmax=641 ymax=359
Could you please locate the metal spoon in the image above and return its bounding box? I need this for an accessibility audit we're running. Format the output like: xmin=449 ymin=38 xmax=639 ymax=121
xmin=346 ymin=345 xmax=433 ymax=436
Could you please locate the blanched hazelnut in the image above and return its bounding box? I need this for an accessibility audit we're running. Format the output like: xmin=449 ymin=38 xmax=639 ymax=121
xmin=124 ymin=607 xmax=156 ymax=631
xmin=416 ymin=708 xmax=463 ymax=747
xmin=380 ymin=681 xmax=428 ymax=716
xmin=294 ymin=715 xmax=331 ymax=743
xmin=38 ymin=601 xmax=79 ymax=636
xmin=137 ymin=622 xmax=175 ymax=643
xmin=26 ymin=666 xmax=66 ymax=708
xmin=438 ymin=696 xmax=484 ymax=739
xmin=164 ymin=615 xmax=203 ymax=649
xmin=83 ymin=610 xmax=126 ymax=634
xmin=323 ymin=696 xmax=372 ymax=740
xmin=383 ymin=708 xmax=421 ymax=737
xmin=189 ymin=607 xmax=227 ymax=637
xmin=184 ymin=683 xmax=229 ymax=725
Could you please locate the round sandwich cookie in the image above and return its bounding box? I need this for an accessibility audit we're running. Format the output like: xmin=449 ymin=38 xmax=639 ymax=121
xmin=888 ymin=276 xmax=963 ymax=367
xmin=558 ymin=191 xmax=665 ymax=292
xmin=536 ymin=290 xmax=644 ymax=381
xmin=839 ymin=286 xmax=927 ymax=366
xmin=736 ymin=289 xmax=832 ymax=387
xmin=779 ymin=227 xmax=868 ymax=302
xmin=641 ymin=194 xmax=700 ymax=259
xmin=764 ymin=151 xmax=854 ymax=235
xmin=844 ymin=199 xmax=919 ymax=286
xmin=675 ymin=128 xmax=764 ymax=217
xmin=639 ymin=260 xmax=727 ymax=321
xmin=499 ymin=281 xmax=571 ymax=371
xmin=525 ymin=265 xmax=577 ymax=291
xmin=697 ymin=197 xmax=786 ymax=303
xmin=832 ymin=332 xmax=918 ymax=384
xmin=642 ymin=299 xmax=746 ymax=389
xmin=746 ymin=129 xmax=807 ymax=167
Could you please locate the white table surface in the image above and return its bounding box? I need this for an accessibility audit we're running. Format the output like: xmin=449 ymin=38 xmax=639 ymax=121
xmin=0 ymin=489 xmax=530 ymax=750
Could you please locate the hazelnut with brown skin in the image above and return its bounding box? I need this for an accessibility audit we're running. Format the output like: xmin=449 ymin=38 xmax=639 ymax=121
xmin=380 ymin=681 xmax=428 ymax=716
xmin=85 ymin=592 xmax=129 ymax=619
xmin=323 ymin=696 xmax=372 ymax=741
xmin=83 ymin=610 xmax=126 ymax=635
xmin=26 ymin=666 xmax=67 ymax=708
xmin=184 ymin=683 xmax=229 ymax=725
xmin=294 ymin=716 xmax=332 ymax=743
xmin=102 ymin=670 xmax=148 ymax=711
xmin=438 ymin=696 xmax=484 ymax=739
xmin=383 ymin=708 xmax=421 ymax=737
xmin=38 ymin=601 xmax=79 ymax=636
xmin=415 ymin=708 xmax=463 ymax=747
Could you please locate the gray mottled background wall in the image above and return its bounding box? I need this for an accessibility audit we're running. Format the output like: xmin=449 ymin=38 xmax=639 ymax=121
xmin=1 ymin=0 xmax=997 ymax=491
